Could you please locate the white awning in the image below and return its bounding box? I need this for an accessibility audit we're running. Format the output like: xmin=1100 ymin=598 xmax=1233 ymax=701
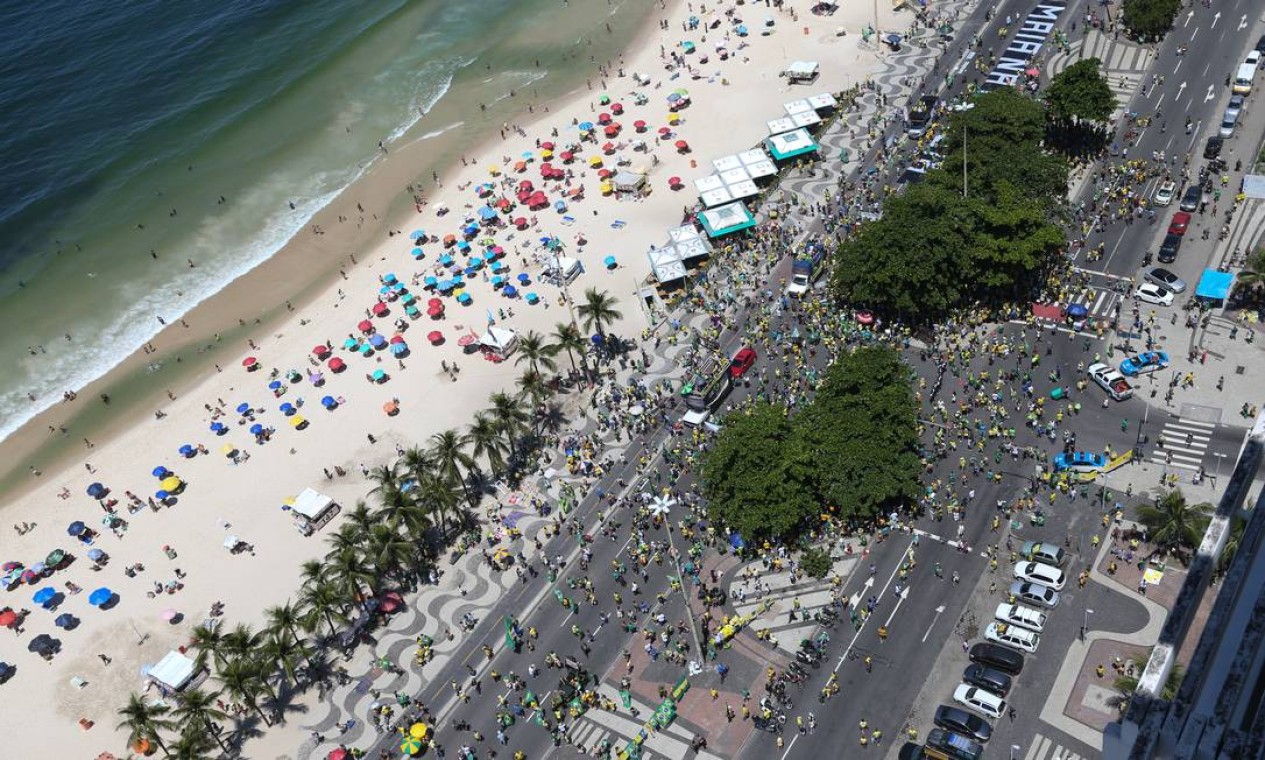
xmin=150 ymin=651 xmax=196 ymax=691
xmin=712 ymin=155 xmax=743 ymax=173
xmin=612 ymin=171 xmax=646 ymax=191
xmin=808 ymin=93 xmax=838 ymax=111
xmin=292 ymin=488 xmax=334 ymax=521
xmin=480 ymin=327 xmax=518 ymax=354
xmin=700 ymin=187 xmax=733 ymax=207
xmin=784 ymin=99 xmax=814 ymax=116
xmin=767 ymin=117 xmax=797 ymax=135
xmin=785 ymin=60 xmax=819 ymax=80
xmin=737 ymin=148 xmax=770 ymax=167
xmin=791 ymin=110 xmax=822 ymax=128
xmin=651 ymin=258 xmax=688 ymax=283
xmin=694 ymin=174 xmax=725 ymax=193
xmin=744 ymin=159 xmax=778 ymax=178
xmin=668 ymin=225 xmax=705 ymax=245
xmin=726 ymin=179 xmax=760 ymax=199
xmin=720 ymin=167 xmax=750 ymax=185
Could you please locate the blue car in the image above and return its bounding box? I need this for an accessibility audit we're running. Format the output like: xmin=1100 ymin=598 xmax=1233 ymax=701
xmin=1053 ymin=452 xmax=1107 ymax=473
xmin=1119 ymin=351 xmax=1170 ymax=377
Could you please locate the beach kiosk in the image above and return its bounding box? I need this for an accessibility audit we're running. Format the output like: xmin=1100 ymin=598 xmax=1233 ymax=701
xmin=149 ymin=650 xmax=198 ymax=694
xmin=784 ymin=60 xmax=820 ymax=84
xmin=292 ymin=487 xmax=339 ymax=536
xmin=543 ymin=255 xmax=584 ymax=284
xmin=697 ymin=202 xmax=757 ymax=239
xmin=1194 ymin=269 xmax=1234 ymax=308
xmin=765 ymin=128 xmax=819 ymax=163
xmin=612 ymin=171 xmax=648 ymax=195
xmin=480 ymin=327 xmax=519 ymax=358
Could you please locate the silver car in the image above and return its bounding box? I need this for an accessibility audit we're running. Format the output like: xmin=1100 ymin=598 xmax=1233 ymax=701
xmin=1145 ymin=267 xmax=1187 ymax=294
xmin=1220 ymin=107 xmax=1239 ymax=138
xmin=1009 ymin=581 xmax=1060 ymax=608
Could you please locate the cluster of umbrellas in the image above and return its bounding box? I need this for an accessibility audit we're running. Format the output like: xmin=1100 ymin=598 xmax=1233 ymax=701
xmin=151 ymin=466 xmax=184 ymax=503
xmin=4 ymin=549 xmax=69 ymax=589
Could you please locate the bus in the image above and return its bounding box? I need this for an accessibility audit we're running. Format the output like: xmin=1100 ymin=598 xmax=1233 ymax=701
xmin=681 ymin=357 xmax=732 ymax=412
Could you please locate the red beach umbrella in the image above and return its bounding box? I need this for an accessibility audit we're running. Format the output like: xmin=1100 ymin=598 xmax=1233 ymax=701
xmin=516 ymin=190 xmax=531 ymax=203
xmin=241 ymin=356 xmax=258 ymax=369
xmin=604 ymin=125 xmax=619 ymax=137
xmin=312 ymin=345 xmax=330 ymax=357
xmin=328 ymin=357 xmax=346 ymax=373
xmin=597 ymin=168 xmax=613 ymax=179
xmin=518 ymin=180 xmax=534 ymax=192
xmin=0 ymin=609 xmax=17 ymax=627
xmin=674 ymin=139 xmax=689 ymax=152
xmin=598 ymin=112 xmax=612 ymax=124
xmin=428 ymin=297 xmax=443 ymax=307
xmin=611 ymin=103 xmax=624 ymax=114
xmin=427 ymin=305 xmax=444 ymax=318
xmin=668 ymin=176 xmax=682 ymax=188
xmin=514 ymin=217 xmax=528 ymax=229
xmin=602 ymin=142 xmax=616 ymax=153
xmin=371 ymin=302 xmax=389 ymax=316
xmin=658 ymin=126 xmax=672 ymax=135
xmin=633 ymin=120 xmax=647 ymax=131
xmin=357 ymin=320 xmax=374 ymax=333
xmin=560 ymin=151 xmax=574 ymax=162
xmin=540 ymin=141 xmax=555 ymax=150
xmin=427 ymin=330 xmax=444 ymax=344
xmin=390 ymin=335 xmax=405 ymax=344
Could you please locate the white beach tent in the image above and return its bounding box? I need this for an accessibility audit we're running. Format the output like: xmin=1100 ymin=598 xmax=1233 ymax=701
xmin=694 ymin=174 xmax=725 ymax=194
xmin=738 ymin=149 xmax=778 ymax=179
xmin=712 ymin=154 xmax=744 ymax=173
xmin=647 ymin=247 xmax=688 ymax=284
xmin=784 ymin=60 xmax=819 ymax=83
xmin=767 ymin=117 xmax=797 ymax=136
xmin=784 ymin=99 xmax=815 ymax=116
xmin=480 ymin=327 xmax=519 ymax=356
xmin=612 ymin=170 xmax=647 ymax=192
xmin=150 ymin=650 xmax=197 ymax=692
xmin=808 ymin=92 xmax=839 ymax=111
xmin=791 ymin=110 xmax=822 ymax=128
xmin=700 ymin=188 xmax=733 ymax=208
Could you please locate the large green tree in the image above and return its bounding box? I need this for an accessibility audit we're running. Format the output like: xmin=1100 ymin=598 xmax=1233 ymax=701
xmin=700 ymin=401 xmax=817 ymax=542
xmin=1123 ymin=0 xmax=1181 ymax=41
xmin=1044 ymin=58 xmax=1117 ymax=125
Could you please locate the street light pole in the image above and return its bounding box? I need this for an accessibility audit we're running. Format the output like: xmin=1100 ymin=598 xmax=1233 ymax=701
xmin=1214 ymin=452 xmax=1228 ymax=485
xmin=1081 ymin=608 xmax=1094 ymax=641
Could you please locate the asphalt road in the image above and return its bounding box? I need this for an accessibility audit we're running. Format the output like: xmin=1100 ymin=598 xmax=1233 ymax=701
xmin=351 ymin=2 xmax=1265 ymax=759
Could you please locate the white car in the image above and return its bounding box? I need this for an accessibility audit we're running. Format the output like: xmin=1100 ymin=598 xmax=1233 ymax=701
xmin=1134 ymin=282 xmax=1174 ymax=306
xmin=984 ymin=622 xmax=1041 ymax=653
xmin=1013 ymin=561 xmax=1066 ymax=590
xmin=953 ymin=684 xmax=1006 ymax=719
xmin=1153 ymin=180 xmax=1176 ymax=206
xmin=995 ymin=602 xmax=1047 ymax=633
xmin=1088 ymin=362 xmax=1134 ymax=401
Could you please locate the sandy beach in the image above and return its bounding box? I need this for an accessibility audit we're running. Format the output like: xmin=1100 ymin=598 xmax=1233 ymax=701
xmin=0 ymin=0 xmax=905 ymax=755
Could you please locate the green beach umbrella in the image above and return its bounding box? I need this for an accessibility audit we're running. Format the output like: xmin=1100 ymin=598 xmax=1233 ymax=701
xmin=400 ymin=735 xmax=423 ymax=755
xmin=598 ymin=94 xmax=611 ymax=104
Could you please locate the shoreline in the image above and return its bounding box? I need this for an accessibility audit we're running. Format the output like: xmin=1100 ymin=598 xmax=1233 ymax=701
xmin=0 ymin=0 xmax=661 ymax=501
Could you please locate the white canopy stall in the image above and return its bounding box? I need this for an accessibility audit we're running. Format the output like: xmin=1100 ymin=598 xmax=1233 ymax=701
xmin=480 ymin=327 xmax=519 ymax=357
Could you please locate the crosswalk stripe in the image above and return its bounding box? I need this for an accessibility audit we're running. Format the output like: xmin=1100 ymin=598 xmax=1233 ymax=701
xmin=1165 ymin=420 xmax=1215 ymax=433
xmin=1025 ymin=733 xmax=1084 ymax=760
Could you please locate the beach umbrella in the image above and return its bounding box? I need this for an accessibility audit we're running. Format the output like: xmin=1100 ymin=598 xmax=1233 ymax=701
xmin=409 ymin=229 xmax=426 ymax=241
xmin=516 ymin=273 xmax=531 ymax=284
xmin=241 ymin=356 xmax=258 ymax=369
xmin=86 ymin=548 xmax=105 ymax=562
xmin=372 ymin=302 xmax=389 ymax=317
xmin=597 ymin=168 xmax=613 ymax=178
xmin=0 ymin=609 xmax=16 ymax=628
xmin=28 ymin=634 xmax=57 ymax=654
xmin=604 ymin=255 xmax=618 ymax=269
xmin=1 ymin=562 xmax=19 ymax=572
xmin=160 ymin=476 xmax=182 ymax=492
xmin=598 ymin=112 xmax=612 ymax=124
xmin=634 ymin=120 xmax=647 ymax=132
xmin=313 ymin=345 xmax=330 ymax=358
xmin=328 ymin=750 xmax=350 ymax=760
xmin=411 ymin=247 xmax=424 ymax=259
xmin=588 ymin=156 xmax=603 ymax=167
xmin=267 ymin=380 xmax=282 ymax=391
xmin=578 ymin=121 xmax=594 ymax=132
xmin=456 ymin=239 xmax=471 ymax=252
xmin=67 ymin=521 xmax=86 ymax=537
xmin=885 ymin=33 xmax=903 ymax=44
xmin=210 ymin=421 xmax=227 ymax=435
xmin=88 ymin=588 xmax=113 ymax=607
xmin=667 ymin=93 xmax=682 ymax=104
xmin=457 ymin=292 xmax=472 ymax=305
xmin=526 ymin=292 xmax=539 ymax=304
xmin=280 ymin=402 xmax=296 ymax=416
xmin=401 ymin=736 xmax=423 ymax=755
xmin=161 ymin=608 xmax=179 ymax=622
xmin=155 ymin=490 xmax=170 ymax=501
xmin=221 ymin=443 xmax=239 ymax=457
xmin=427 ymin=330 xmax=444 ymax=344
xmin=249 ymin=423 xmax=265 ymax=436
xmin=390 ymin=342 xmax=409 ymax=356
xmin=369 ymin=333 xmax=387 ymax=349
xmin=54 ymin=613 xmax=76 ymax=629
xmin=674 ymin=139 xmax=689 ymax=152
xmin=236 ymin=402 xmax=251 ymax=414
xmin=371 ymin=369 xmax=387 ymax=383
xmin=658 ymin=126 xmax=672 ymax=135
xmin=601 ymin=141 xmax=616 ymax=154
xmin=45 ymin=549 xmax=65 ymax=567
xmin=357 ymin=319 xmax=374 ymax=333
xmin=668 ymin=176 xmax=682 ymax=189
xmin=151 ymin=466 xmax=169 ymax=478
xmin=32 ymin=587 xmax=55 ymax=606
xmin=86 ymin=482 xmax=106 ymax=499
xmin=178 ymin=444 xmax=195 ymax=458
xmin=321 ymin=396 xmax=337 ymax=410
xmin=383 ymin=400 xmax=400 ymax=416
xmin=503 ymin=285 xmax=518 ymax=298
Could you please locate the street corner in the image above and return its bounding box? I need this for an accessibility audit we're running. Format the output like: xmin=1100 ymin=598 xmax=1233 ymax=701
xmin=671 ymin=680 xmax=760 ymax=758
xmin=1093 ymin=520 xmax=1185 ymax=609
xmin=1064 ymin=637 xmax=1150 ymax=733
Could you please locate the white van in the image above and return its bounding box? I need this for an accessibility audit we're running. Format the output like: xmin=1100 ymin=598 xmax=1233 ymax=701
xmin=985 ymin=622 xmax=1040 ymax=653
xmin=995 ymin=603 xmax=1047 ymax=633
xmin=1234 ymin=61 xmax=1256 ymax=94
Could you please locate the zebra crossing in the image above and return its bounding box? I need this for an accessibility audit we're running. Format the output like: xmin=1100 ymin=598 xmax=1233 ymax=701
xmin=1023 ymin=733 xmax=1089 ymax=760
xmin=725 ymin=552 xmax=859 ymax=655
xmin=1151 ymin=418 xmax=1216 ymax=472
xmin=1067 ymin=285 xmax=1121 ymax=319
xmin=564 ymin=692 xmax=698 ymax=760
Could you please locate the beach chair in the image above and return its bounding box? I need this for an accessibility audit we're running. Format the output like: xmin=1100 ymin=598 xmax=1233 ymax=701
xmin=70 ymin=676 xmax=88 ymax=689
xmin=610 ymin=220 xmax=627 ymax=229
xmin=560 ymin=215 xmax=576 ymax=226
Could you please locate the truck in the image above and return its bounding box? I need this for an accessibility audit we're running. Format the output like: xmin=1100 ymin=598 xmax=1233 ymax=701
xmin=1087 ymin=362 xmax=1133 ymax=401
xmin=786 ymin=240 xmax=828 ymax=297
xmin=906 ymin=94 xmax=939 ymax=137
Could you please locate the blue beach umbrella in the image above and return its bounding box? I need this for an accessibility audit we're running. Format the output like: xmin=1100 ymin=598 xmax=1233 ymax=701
xmin=526 ymin=292 xmax=539 ymax=304
xmin=491 ymin=275 xmax=505 ymax=288
xmin=321 ymin=396 xmax=338 ymax=409
xmin=359 ymin=343 xmax=374 ymax=357
xmin=155 ymin=490 xmax=170 ymax=501
xmin=210 ymin=421 xmax=227 ymax=435
xmin=457 ymin=239 xmax=472 ymax=252
xmin=371 ymin=369 xmax=387 ymax=383
xmin=578 ymin=121 xmax=595 ymax=132
xmin=280 ymin=403 xmax=296 ymax=416
xmin=383 ymin=272 xmax=398 ymax=284
xmin=267 ymin=380 xmax=282 ymax=391
xmin=151 ymin=466 xmax=169 ymax=478
xmin=517 ymin=273 xmax=530 ymax=284
xmin=86 ymin=483 xmax=106 ymax=499
xmin=249 ymin=423 xmax=265 ymax=435
xmin=462 ymin=224 xmax=479 ymax=236
xmin=88 ymin=588 xmax=113 ymax=607
xmin=410 ymin=229 xmax=426 ymax=241
xmin=478 ymin=206 xmax=497 ymax=221
xmin=424 ymin=276 xmax=439 ymax=289
xmin=370 ymin=334 xmax=387 ymax=349
xmin=604 ymin=255 xmax=617 ymax=268
xmin=411 ymin=247 xmax=425 ymax=259
xmin=236 ymin=402 xmax=251 ymax=414
xmin=343 ymin=337 xmax=360 ymax=350
xmin=178 ymin=444 xmax=195 ymax=458
xmin=67 ymin=521 xmax=86 ymax=537
xmin=32 ymin=587 xmax=55 ymax=606
xmin=390 ymin=342 xmax=409 ymax=356
xmin=86 ymin=548 xmax=105 ymax=561
xmin=503 ymin=285 xmax=518 ymax=298
xmin=439 ymin=255 xmax=454 ymax=267
xmin=54 ymin=613 xmax=76 ymax=629
xmin=457 ymin=292 xmax=472 ymax=305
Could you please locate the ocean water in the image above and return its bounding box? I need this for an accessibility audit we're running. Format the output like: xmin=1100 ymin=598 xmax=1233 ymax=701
xmin=0 ymin=0 xmax=649 ymax=445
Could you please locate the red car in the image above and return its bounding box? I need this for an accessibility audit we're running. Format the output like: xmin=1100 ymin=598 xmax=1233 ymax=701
xmin=729 ymin=347 xmax=757 ymax=378
xmin=1168 ymin=212 xmax=1191 ymax=236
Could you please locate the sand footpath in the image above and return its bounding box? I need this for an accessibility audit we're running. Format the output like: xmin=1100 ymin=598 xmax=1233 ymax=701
xmin=0 ymin=0 xmax=901 ymax=756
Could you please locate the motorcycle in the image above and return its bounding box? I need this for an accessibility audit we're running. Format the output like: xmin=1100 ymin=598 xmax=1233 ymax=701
xmin=795 ymin=649 xmax=823 ymax=666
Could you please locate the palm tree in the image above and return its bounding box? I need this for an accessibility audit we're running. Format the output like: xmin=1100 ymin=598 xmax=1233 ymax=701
xmin=1137 ymin=490 xmax=1212 ymax=562
xmin=296 ymin=580 xmax=348 ymax=638
xmin=1217 ymin=514 xmax=1248 ymax=576
xmin=413 ymin=468 xmax=466 ymax=536
xmin=399 ymin=445 xmax=434 ymax=485
xmin=262 ymin=629 xmax=311 ymax=691
xmin=468 ymin=411 xmax=509 ymax=474
xmin=363 ymin=522 xmax=416 ymax=581
xmin=429 ymin=428 xmax=476 ymax=507
xmin=116 ymin=693 xmax=176 ymax=755
xmin=1235 ymin=247 xmax=1265 ymax=291
xmin=167 ymin=723 xmax=218 ymax=760
xmin=550 ymin=320 xmax=588 ymax=377
xmin=368 ymin=465 xmax=412 ymax=519
xmin=516 ymin=369 xmax=554 ymax=412
xmin=325 ymin=520 xmax=370 ymax=563
xmin=218 ymin=655 xmax=274 ymax=726
xmin=190 ymin=623 xmax=229 ymax=672
xmin=266 ymin=600 xmax=316 ymax=669
xmin=576 ymin=287 xmax=622 ymax=340
xmin=487 ymin=391 xmax=531 ymax=457
xmin=515 ymin=330 xmax=559 ymax=376
xmin=298 ymin=559 xmax=327 ymax=590
xmin=324 ymin=547 xmax=376 ymax=603
xmin=172 ymin=688 xmax=229 ymax=753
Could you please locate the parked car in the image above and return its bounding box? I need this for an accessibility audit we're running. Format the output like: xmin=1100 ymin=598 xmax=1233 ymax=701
xmin=953 ymin=684 xmax=1006 ymax=719
xmin=1203 ymin=136 xmax=1224 ymax=160
xmin=1018 ymin=541 xmax=1067 ymax=568
xmin=1152 ymin=180 xmax=1176 ymax=206
xmin=995 ymin=602 xmax=1048 ymax=633
xmin=968 ymin=642 xmax=1025 ymax=674
xmin=1158 ymin=233 xmax=1182 ymax=263
xmin=728 ymin=347 xmax=757 ymax=378
xmin=1178 ymin=185 xmax=1201 ymax=211
xmin=1053 ymin=451 xmax=1106 ymax=474
xmin=1120 ymin=350 xmax=1171 ymax=376
xmin=985 ymin=622 xmax=1040 ymax=653
xmin=1088 ymin=362 xmax=1134 ymax=401
xmin=1134 ymin=282 xmax=1175 ymax=306
xmin=1014 ymin=561 xmax=1066 ymax=590
xmin=1167 ymin=211 xmax=1192 ymax=236
xmin=1009 ymin=581 xmax=1060 ymax=609
xmin=1145 ymin=267 xmax=1187 ymax=293
xmin=934 ymin=705 xmax=993 ymax=745
xmin=1220 ymin=107 xmax=1240 ymax=138
xmin=963 ymin=663 xmax=1013 ymax=697
xmin=926 ymin=728 xmax=985 ymax=760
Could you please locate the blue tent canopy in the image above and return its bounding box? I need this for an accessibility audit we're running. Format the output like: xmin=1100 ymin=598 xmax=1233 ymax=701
xmin=698 ymin=202 xmax=757 ymax=238
xmin=1195 ymin=269 xmax=1234 ymax=301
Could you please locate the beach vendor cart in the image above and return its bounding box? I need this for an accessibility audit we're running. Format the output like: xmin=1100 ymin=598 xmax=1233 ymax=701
xmin=290 ymin=488 xmax=340 ymax=536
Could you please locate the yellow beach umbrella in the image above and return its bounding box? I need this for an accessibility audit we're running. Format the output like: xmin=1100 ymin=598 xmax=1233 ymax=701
xmin=600 ymin=182 xmax=614 ymax=195
xmin=588 ymin=156 xmax=603 ymax=167
xmin=667 ymin=112 xmax=680 ymax=125
xmin=487 ymin=165 xmax=500 ymax=176
xmin=540 ymin=149 xmax=553 ymax=159
xmin=410 ymin=723 xmax=429 ymax=739
xmin=221 ymin=444 xmax=238 ymax=457
xmin=160 ymin=476 xmax=182 ymax=492
xmin=400 ymin=735 xmax=423 ymax=755
xmin=289 ymin=415 xmax=306 ymax=429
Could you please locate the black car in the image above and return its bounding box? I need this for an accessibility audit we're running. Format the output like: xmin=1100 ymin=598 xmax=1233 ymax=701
xmin=963 ymin=663 xmax=1013 ymax=696
xmin=1204 ymin=136 xmax=1224 ymax=159
xmin=934 ymin=704 xmax=993 ymax=743
xmin=1158 ymin=233 xmax=1182 ymax=263
xmin=1179 ymin=184 xmax=1202 ymax=212
xmin=968 ymin=642 xmax=1024 ymax=675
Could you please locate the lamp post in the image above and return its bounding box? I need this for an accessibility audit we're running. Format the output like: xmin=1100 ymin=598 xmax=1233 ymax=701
xmin=1213 ymin=452 xmax=1228 ymax=486
xmin=1081 ymin=608 xmax=1094 ymax=641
